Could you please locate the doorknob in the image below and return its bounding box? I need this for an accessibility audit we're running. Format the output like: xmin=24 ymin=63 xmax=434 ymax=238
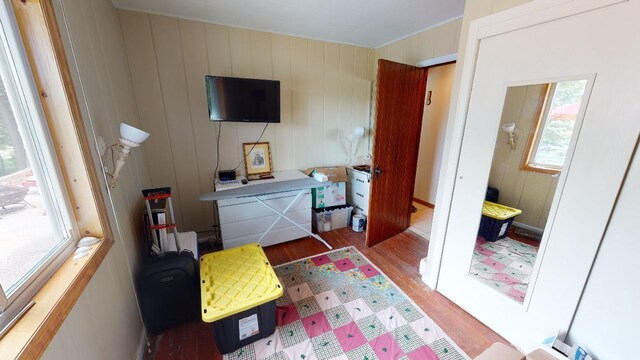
xmin=374 ymin=165 xmax=382 ymax=180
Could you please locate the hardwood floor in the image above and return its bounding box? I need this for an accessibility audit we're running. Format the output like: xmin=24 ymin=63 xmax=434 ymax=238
xmin=146 ymin=229 xmax=509 ymax=360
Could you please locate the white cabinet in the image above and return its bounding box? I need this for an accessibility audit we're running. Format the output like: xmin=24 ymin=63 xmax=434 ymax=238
xmin=216 ymin=170 xmax=312 ymax=249
xmin=346 ymin=167 xmax=371 ymax=216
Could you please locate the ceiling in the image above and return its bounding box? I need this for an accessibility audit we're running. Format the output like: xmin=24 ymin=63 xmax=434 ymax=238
xmin=111 ymin=0 xmax=465 ymax=48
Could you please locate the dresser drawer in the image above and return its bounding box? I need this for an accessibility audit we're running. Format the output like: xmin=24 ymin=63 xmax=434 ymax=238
xmin=347 ymin=167 xmax=371 ymax=185
xmin=218 ymin=192 xmax=311 ymax=224
xmin=221 ymin=208 xmax=310 ymax=239
xmin=346 ymin=183 xmax=369 ymax=215
xmin=222 ymin=223 xmax=311 ymax=250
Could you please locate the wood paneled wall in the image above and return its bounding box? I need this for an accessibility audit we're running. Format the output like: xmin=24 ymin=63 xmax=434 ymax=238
xmin=488 ymin=84 xmax=558 ymax=231
xmin=373 ymin=18 xmax=462 ymax=77
xmin=118 ymin=10 xmax=374 ymax=233
xmin=42 ymin=0 xmax=151 ymax=359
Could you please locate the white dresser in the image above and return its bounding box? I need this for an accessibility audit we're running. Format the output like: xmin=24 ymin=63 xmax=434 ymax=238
xmin=215 ymin=170 xmax=312 ymax=249
xmin=346 ymin=167 xmax=371 ymax=216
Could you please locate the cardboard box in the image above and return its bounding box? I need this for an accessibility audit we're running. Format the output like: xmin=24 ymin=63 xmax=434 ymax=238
xmin=305 ymin=167 xmax=348 ymax=208
xmin=304 ymin=166 xmax=349 ymax=183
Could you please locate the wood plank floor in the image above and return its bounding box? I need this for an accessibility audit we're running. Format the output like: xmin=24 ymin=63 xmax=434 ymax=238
xmin=146 ymin=229 xmax=510 ymax=360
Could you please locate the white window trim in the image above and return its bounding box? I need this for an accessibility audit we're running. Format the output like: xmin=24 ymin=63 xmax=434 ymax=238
xmin=0 ymin=0 xmax=77 ymax=330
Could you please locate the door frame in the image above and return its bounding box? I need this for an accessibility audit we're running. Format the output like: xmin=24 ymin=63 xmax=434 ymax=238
xmin=421 ymin=0 xmax=628 ymax=289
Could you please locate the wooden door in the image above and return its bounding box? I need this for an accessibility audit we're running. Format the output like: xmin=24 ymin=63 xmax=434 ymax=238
xmin=366 ymin=60 xmax=428 ymax=247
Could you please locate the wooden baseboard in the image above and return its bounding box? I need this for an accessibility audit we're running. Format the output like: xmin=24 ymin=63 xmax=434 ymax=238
xmin=413 ymin=198 xmax=435 ymax=209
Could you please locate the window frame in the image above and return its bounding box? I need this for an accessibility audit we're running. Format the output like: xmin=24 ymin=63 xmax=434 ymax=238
xmin=0 ymin=0 xmax=116 ymax=358
xmin=0 ymin=0 xmax=77 ymax=328
xmin=520 ymin=80 xmax=590 ymax=175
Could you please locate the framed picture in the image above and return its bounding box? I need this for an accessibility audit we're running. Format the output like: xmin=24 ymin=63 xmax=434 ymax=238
xmin=243 ymin=142 xmax=273 ymax=176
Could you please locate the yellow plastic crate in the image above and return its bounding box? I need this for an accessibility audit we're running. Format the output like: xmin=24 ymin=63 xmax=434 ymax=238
xmin=482 ymin=201 xmax=522 ymax=220
xmin=200 ymin=243 xmax=283 ymax=323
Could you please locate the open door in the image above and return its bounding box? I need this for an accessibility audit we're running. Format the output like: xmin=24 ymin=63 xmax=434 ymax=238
xmin=366 ymin=60 xmax=428 ymax=247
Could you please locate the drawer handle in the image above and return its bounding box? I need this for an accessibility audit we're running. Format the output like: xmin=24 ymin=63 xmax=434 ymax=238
xmin=356 ymin=192 xmax=364 ymax=198
xmin=356 ymin=178 xmax=365 ymax=183
xmin=356 ymin=206 xmax=363 ymax=211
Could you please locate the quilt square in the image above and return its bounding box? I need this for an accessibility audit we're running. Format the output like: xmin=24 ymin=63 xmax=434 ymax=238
xmin=406 ymin=346 xmax=438 ymax=360
xmin=394 ymin=302 xmax=423 ymax=322
xmin=302 ymin=312 xmax=332 ymax=338
xmin=343 ymin=298 xmax=374 ymax=321
xmin=345 ymin=343 xmax=378 ymax=360
xmin=281 ymin=340 xmax=316 ymax=360
xmin=392 ymin=324 xmax=426 ymax=353
xmin=315 ymin=290 xmax=342 ymax=311
xmin=288 ymin=282 xmax=314 ymax=302
xmin=408 ymin=317 xmax=445 ymax=344
xmin=253 ymin=332 xmax=283 ymax=359
xmin=363 ymin=294 xmax=390 ymax=313
xmin=311 ymin=331 xmax=344 ymax=359
xmin=278 ymin=320 xmax=309 ymax=348
xmin=334 ymin=322 xmax=368 ymax=353
xmin=370 ymin=333 xmax=404 ymax=360
xmin=308 ymin=278 xmax=331 ymax=295
xmin=376 ymin=306 xmax=408 ymax=331
xmin=428 ymin=338 xmax=464 ymax=360
xmin=358 ymin=264 xmax=381 ymax=278
xmin=295 ymin=296 xmax=322 ymax=318
xmin=355 ymin=314 xmax=387 ymax=341
xmin=276 ymin=303 xmax=300 ymax=326
xmin=334 ymin=258 xmax=357 ymax=272
xmin=325 ymin=305 xmax=353 ymax=329
xmin=311 ymin=254 xmax=333 ymax=266
xmin=335 ymin=286 xmax=360 ymax=304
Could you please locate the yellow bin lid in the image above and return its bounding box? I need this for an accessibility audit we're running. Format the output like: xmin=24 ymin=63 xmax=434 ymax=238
xmin=482 ymin=201 xmax=522 ymax=220
xmin=200 ymin=243 xmax=283 ymax=323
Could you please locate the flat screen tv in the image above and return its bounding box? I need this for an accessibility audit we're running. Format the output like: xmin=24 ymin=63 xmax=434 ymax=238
xmin=205 ymin=75 xmax=280 ymax=123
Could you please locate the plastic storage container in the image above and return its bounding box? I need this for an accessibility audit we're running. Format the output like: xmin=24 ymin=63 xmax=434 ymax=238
xmin=478 ymin=201 xmax=522 ymax=242
xmin=200 ymin=243 xmax=283 ymax=354
xmin=312 ymin=205 xmax=353 ymax=233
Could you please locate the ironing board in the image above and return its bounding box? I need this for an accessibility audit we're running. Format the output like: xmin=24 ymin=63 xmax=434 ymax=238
xmin=200 ymin=177 xmax=333 ymax=249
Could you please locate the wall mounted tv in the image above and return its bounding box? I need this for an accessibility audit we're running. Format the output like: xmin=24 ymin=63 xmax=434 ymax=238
xmin=205 ymin=75 xmax=280 ymax=123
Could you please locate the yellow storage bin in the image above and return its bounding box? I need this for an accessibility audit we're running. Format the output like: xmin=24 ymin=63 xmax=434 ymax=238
xmin=200 ymin=243 xmax=283 ymax=323
xmin=482 ymin=201 xmax=522 ymax=220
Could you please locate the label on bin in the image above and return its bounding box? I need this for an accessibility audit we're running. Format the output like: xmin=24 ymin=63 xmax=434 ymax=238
xmin=239 ymin=314 xmax=260 ymax=341
xmin=499 ymin=223 xmax=508 ymax=237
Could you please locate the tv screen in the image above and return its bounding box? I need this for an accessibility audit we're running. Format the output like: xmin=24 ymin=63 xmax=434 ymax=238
xmin=206 ymin=76 xmax=280 ymax=123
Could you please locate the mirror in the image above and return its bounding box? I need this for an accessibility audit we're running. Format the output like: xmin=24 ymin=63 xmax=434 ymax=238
xmin=468 ymin=79 xmax=589 ymax=303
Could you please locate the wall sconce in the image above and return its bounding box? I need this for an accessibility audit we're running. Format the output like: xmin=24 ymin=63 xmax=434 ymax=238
xmin=501 ymin=122 xmax=516 ymax=150
xmin=347 ymin=126 xmax=365 ymax=165
xmin=104 ymin=123 xmax=150 ymax=188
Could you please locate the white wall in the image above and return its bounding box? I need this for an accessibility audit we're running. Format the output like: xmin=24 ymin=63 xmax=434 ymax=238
xmin=488 ymin=84 xmax=558 ymax=231
xmin=118 ymin=10 xmax=374 ymax=233
xmin=566 ymin=145 xmax=640 ymax=359
xmin=41 ymin=0 xmax=151 ymax=358
xmin=414 ymin=63 xmax=455 ymax=205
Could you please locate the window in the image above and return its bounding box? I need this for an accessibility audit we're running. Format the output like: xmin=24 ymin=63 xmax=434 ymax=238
xmin=0 ymin=5 xmax=74 ymax=328
xmin=521 ymin=80 xmax=588 ymax=174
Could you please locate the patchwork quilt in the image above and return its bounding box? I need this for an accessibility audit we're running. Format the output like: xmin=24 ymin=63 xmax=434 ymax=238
xmin=470 ymin=237 xmax=538 ymax=302
xmin=224 ymin=247 xmax=468 ymax=360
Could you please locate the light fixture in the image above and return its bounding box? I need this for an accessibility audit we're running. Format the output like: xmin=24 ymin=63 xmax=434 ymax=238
xmin=105 ymin=123 xmax=150 ymax=188
xmin=501 ymin=122 xmax=516 ymax=150
xmin=347 ymin=126 xmax=366 ymax=165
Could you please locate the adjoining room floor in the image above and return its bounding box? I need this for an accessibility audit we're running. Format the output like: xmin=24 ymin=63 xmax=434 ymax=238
xmin=409 ymin=201 xmax=434 ymax=239
xmin=145 ymin=228 xmax=509 ymax=360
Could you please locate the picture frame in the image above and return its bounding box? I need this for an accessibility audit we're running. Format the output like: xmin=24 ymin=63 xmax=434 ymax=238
xmin=243 ymin=142 xmax=273 ymax=176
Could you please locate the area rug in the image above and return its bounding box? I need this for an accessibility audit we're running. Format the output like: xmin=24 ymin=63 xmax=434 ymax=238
xmin=470 ymin=237 xmax=538 ymax=303
xmin=224 ymin=247 xmax=469 ymax=360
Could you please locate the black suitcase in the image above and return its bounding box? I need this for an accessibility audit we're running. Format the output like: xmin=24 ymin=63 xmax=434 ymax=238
xmin=137 ymin=250 xmax=200 ymax=334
